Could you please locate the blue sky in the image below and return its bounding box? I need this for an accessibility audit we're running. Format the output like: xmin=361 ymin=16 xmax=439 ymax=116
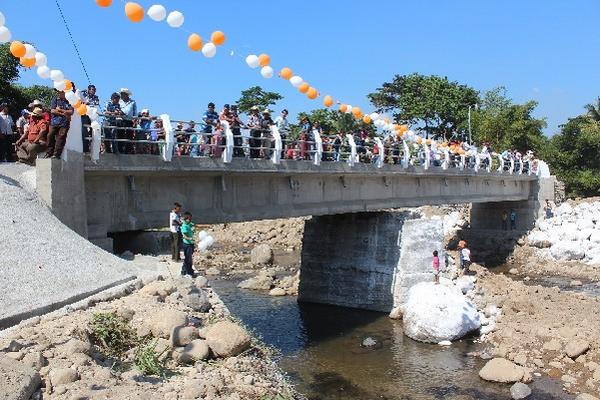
xmin=2 ymin=0 xmax=599 ymax=135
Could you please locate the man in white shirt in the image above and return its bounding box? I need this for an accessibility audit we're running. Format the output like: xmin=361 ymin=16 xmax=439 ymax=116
xmin=118 ymin=88 xmax=137 ymax=153
xmin=170 ymin=202 xmax=182 ymax=261
xmin=0 ymin=103 xmax=15 ymax=162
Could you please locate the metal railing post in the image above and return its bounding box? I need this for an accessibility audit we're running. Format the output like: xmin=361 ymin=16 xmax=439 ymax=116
xmin=271 ymin=125 xmax=282 ymax=164
xmin=161 ymin=114 xmax=174 ymax=162
xmin=313 ymin=129 xmax=322 ymax=166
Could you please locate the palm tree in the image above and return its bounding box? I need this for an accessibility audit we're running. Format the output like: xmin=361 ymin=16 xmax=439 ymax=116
xmin=584 ymin=97 xmax=600 ymax=121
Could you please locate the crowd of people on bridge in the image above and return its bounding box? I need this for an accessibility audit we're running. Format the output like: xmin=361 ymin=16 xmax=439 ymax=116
xmin=0 ymin=84 xmax=538 ymax=175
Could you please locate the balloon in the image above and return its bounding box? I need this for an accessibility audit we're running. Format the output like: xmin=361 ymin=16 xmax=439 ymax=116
xmin=370 ymin=112 xmax=379 ymax=121
xmin=34 ymin=52 xmax=47 ymax=67
xmin=187 ymin=33 xmax=202 ymax=51
xmin=205 ymin=236 xmax=215 ymax=247
xmin=306 ymin=87 xmax=318 ymax=99
xmin=323 ymin=95 xmax=334 ymax=108
xmin=346 ymin=105 xmax=353 ymax=114
xmin=77 ymin=104 xmax=88 ymax=116
xmin=50 ymin=69 xmax=64 ymax=82
xmin=211 ymin=31 xmax=226 ymax=46
xmin=10 ymin=41 xmax=26 ymax=58
xmin=54 ymin=80 xmax=67 ymax=91
xmin=261 ymin=66 xmax=274 ymax=78
xmin=125 ymin=2 xmax=144 ymax=22
xmin=258 ymin=53 xmax=270 ymax=67
xmin=202 ymin=42 xmax=217 ymax=58
xmin=90 ymin=120 xmax=101 ymax=130
xmin=166 ymin=11 xmax=184 ymax=28
xmin=426 ymin=139 xmax=432 ymax=145
xmin=298 ymin=82 xmax=309 ymax=94
xmin=279 ymin=67 xmax=293 ymax=80
xmin=0 ymin=27 xmax=11 ymax=44
xmin=198 ymin=230 xmax=208 ymax=241
xmin=147 ymin=4 xmax=166 ymax=21
xmin=339 ymin=104 xmax=348 ymax=113
xmin=245 ymin=54 xmax=259 ymax=69
xmin=74 ymin=100 xmax=82 ymax=109
xmin=290 ymin=75 xmax=303 ymax=88
xmin=199 ymin=241 xmax=209 ymax=251
xmin=65 ymin=90 xmax=78 ymax=105
xmin=96 ymin=0 xmax=112 ymax=6
xmin=363 ymin=115 xmax=372 ymax=124
xmin=64 ymin=80 xmax=73 ymax=91
xmin=88 ymin=107 xmax=99 ymax=121
xmin=352 ymin=107 xmax=362 ymax=118
xmin=37 ymin=66 xmax=51 ymax=79
xmin=23 ymin=44 xmax=36 ymax=58
xmin=19 ymin=57 xmax=35 ymax=68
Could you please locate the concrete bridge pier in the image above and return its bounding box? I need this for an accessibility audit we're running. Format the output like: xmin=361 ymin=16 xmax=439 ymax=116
xmin=298 ymin=212 xmax=445 ymax=312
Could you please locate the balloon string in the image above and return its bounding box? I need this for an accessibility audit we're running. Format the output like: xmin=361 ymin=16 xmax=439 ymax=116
xmin=55 ymin=0 xmax=92 ymax=85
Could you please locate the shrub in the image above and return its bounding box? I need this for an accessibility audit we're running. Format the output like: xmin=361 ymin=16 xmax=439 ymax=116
xmin=134 ymin=340 xmax=168 ymax=376
xmin=88 ymin=312 xmax=137 ymax=359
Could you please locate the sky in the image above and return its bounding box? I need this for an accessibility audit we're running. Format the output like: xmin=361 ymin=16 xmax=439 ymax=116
xmin=2 ymin=0 xmax=599 ymax=135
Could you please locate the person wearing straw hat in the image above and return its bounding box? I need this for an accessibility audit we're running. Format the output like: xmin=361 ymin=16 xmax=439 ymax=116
xmin=15 ymin=107 xmax=49 ymax=166
xmin=118 ymin=88 xmax=137 ymax=154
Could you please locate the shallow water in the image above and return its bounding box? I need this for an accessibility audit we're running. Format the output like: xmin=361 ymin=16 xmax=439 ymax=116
xmin=211 ymin=279 xmax=572 ymax=400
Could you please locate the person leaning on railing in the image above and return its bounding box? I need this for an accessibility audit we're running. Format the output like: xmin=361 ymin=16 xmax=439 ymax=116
xmin=102 ymin=93 xmax=123 ymax=154
xmin=118 ymin=88 xmax=137 ymax=154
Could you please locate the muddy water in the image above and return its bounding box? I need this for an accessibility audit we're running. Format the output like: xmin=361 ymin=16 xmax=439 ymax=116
xmin=210 ymin=278 xmax=571 ymax=400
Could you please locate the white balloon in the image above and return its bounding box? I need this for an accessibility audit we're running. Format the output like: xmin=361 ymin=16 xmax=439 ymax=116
xmin=50 ymin=69 xmax=64 ymax=82
xmin=198 ymin=230 xmax=208 ymax=241
xmin=87 ymin=107 xmax=99 ymax=121
xmin=34 ymin=52 xmax=47 ymax=67
xmin=205 ymin=236 xmax=215 ymax=247
xmin=166 ymin=11 xmax=184 ymax=28
xmin=90 ymin=120 xmax=101 ymax=130
xmin=245 ymin=54 xmax=259 ymax=69
xmin=370 ymin=113 xmax=380 ymax=121
xmin=0 ymin=12 xmax=5 ymax=27
xmin=201 ymin=42 xmax=216 ymax=58
xmin=37 ymin=66 xmax=51 ymax=79
xmin=0 ymin=26 xmax=11 ymax=43
xmin=54 ymin=80 xmax=66 ymax=91
xmin=23 ymin=44 xmax=36 ymax=58
xmin=65 ymin=90 xmax=78 ymax=104
xmin=147 ymin=4 xmax=167 ymax=21
xmin=346 ymin=105 xmax=353 ymax=114
xmin=260 ymin=66 xmax=274 ymax=79
xmin=199 ymin=241 xmax=209 ymax=251
xmin=290 ymin=76 xmax=303 ymax=88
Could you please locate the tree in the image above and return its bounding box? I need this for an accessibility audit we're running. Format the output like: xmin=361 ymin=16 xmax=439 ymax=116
xmin=584 ymin=97 xmax=600 ymax=121
xmin=236 ymin=86 xmax=283 ymax=114
xmin=368 ymin=73 xmax=480 ymax=139
xmin=0 ymin=43 xmax=21 ymax=98
xmin=289 ymin=108 xmax=375 ymax=140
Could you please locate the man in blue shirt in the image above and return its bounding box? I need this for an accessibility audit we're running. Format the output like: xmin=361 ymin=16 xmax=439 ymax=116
xmin=118 ymin=88 xmax=137 ymax=154
xmin=46 ymin=90 xmax=74 ymax=159
xmin=202 ymin=102 xmax=219 ymax=156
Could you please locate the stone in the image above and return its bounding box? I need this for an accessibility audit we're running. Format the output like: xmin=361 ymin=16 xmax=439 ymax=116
xmin=438 ymin=341 xmax=452 ymax=346
xmin=0 ymin=355 xmax=41 ymax=400
xmin=479 ymin=358 xmax=524 ymax=383
xmin=361 ymin=337 xmax=377 ymax=347
xmin=455 ymin=276 xmax=475 ymax=294
xmin=178 ymin=340 xmax=210 ymax=364
xmin=483 ymin=304 xmax=499 ymax=318
xmin=550 ymin=242 xmax=585 ymax=261
xmin=181 ymin=290 xmax=211 ymax=313
xmin=570 ymin=280 xmax=583 ymax=287
xmin=139 ymin=280 xmax=176 ymax=300
xmin=21 ymin=352 xmax=45 ymax=370
xmin=389 ymin=306 xmax=403 ymax=320
xmin=543 ymin=339 xmax=562 ymax=351
xmin=205 ymin=267 xmax=220 ymax=276
xmin=576 ymin=394 xmax=600 ymax=400
xmin=237 ymin=272 xmax=274 ymax=291
xmin=594 ymin=369 xmax=600 ymax=381
xmin=149 ymin=310 xmax=188 ymax=338
xmin=171 ymin=326 xmax=199 ymax=348
xmin=527 ymin=231 xmax=551 ymax=248
xmin=250 ymin=244 xmax=274 ymax=265
xmin=60 ymin=339 xmax=92 ymax=356
xmin=268 ymin=288 xmax=286 ymax=296
xmin=509 ymin=268 xmax=519 ymax=275
xmin=49 ymin=368 xmax=79 ymax=386
xmin=3 ymin=340 xmax=24 ymax=352
xmin=513 ymin=353 xmax=527 ymax=367
xmin=510 ymin=382 xmax=532 ymax=399
xmin=566 ymin=339 xmax=590 ymax=359
xmin=558 ymin=327 xmax=578 ymax=339
xmin=402 ymin=282 xmax=480 ymax=343
xmin=204 ymin=321 xmax=251 ymax=358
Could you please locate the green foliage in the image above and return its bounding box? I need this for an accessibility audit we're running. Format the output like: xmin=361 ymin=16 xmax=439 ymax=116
xmin=134 ymin=339 xmax=168 ymax=376
xmin=584 ymin=97 xmax=600 ymax=121
xmin=237 ymin=86 xmax=283 ymax=114
xmin=88 ymin=312 xmax=137 ymax=360
xmin=295 ymin=108 xmax=374 ymax=137
xmin=0 ymin=43 xmax=20 ymax=93
xmin=368 ymin=73 xmax=479 ymax=139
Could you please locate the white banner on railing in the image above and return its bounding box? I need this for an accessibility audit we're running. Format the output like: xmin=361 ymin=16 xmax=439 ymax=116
xmin=161 ymin=114 xmax=174 ymax=162
xmin=374 ymin=137 xmax=384 ymax=168
xmin=423 ymin=144 xmax=431 ymax=170
xmin=442 ymin=149 xmax=450 ymax=170
xmin=271 ymin=125 xmax=282 ymax=164
xmin=313 ymin=129 xmax=322 ymax=166
xmin=90 ymin=121 xmax=101 ymax=163
xmin=402 ymin=141 xmax=410 ymax=168
xmin=221 ymin=121 xmax=234 ymax=163
xmin=346 ymin=134 xmax=357 ymax=167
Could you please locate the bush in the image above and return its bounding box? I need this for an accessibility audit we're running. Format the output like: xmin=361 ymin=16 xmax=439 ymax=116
xmin=88 ymin=312 xmax=137 ymax=360
xmin=134 ymin=340 xmax=168 ymax=376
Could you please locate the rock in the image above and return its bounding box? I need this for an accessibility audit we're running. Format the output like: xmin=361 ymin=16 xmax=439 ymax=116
xmin=558 ymin=326 xmax=578 ymax=339
xmin=268 ymin=288 xmax=286 ymax=296
xmin=177 ymin=340 xmax=210 ymax=364
xmin=576 ymin=394 xmax=600 ymax=400
xmin=361 ymin=337 xmax=377 ymax=347
xmin=389 ymin=306 xmax=403 ymax=320
xmin=250 ymin=244 xmax=274 ymax=265
xmin=0 ymin=355 xmax=41 ymax=400
xmin=550 ymin=242 xmax=585 ymax=261
xmin=527 ymin=231 xmax=551 ymax=248
xmin=181 ymin=291 xmax=211 ymax=313
xmin=194 ymin=276 xmax=209 ymax=288
xmin=171 ymin=326 xmax=199 ymax=347
xmin=49 ymin=368 xmax=79 ymax=386
xmin=508 ymin=268 xmax=519 ymax=275
xmin=438 ymin=341 xmax=452 ymax=346
xmin=543 ymin=339 xmax=562 ymax=351
xmin=479 ymin=358 xmax=524 ymax=383
xmin=570 ymin=280 xmax=583 ymax=287
xmin=513 ymin=353 xmax=527 ymax=366
xmin=402 ymin=282 xmax=480 ymax=343
xmin=120 ymin=250 xmax=134 ymax=260
xmin=205 ymin=267 xmax=220 ymax=276
xmin=139 ymin=280 xmax=176 ymax=299
xmin=510 ymin=382 xmax=532 ymax=399
xmin=204 ymin=321 xmax=251 ymax=358
xmin=2 ymin=340 xmax=24 ymax=352
xmin=483 ymin=304 xmax=499 ymax=318
xmin=149 ymin=310 xmax=188 ymax=338
xmin=21 ymin=352 xmax=45 ymax=370
xmin=566 ymin=339 xmax=590 ymax=359
xmin=60 ymin=339 xmax=92 ymax=356
xmin=455 ymin=276 xmax=475 ymax=294
xmin=237 ymin=272 xmax=274 ymax=291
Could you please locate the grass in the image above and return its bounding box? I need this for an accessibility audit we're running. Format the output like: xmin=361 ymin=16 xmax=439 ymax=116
xmin=134 ymin=339 xmax=168 ymax=376
xmin=88 ymin=312 xmax=137 ymax=360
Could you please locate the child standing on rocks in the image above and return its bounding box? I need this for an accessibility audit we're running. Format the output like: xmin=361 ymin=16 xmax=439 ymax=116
xmin=432 ymin=250 xmax=440 ymax=284
xmin=459 ymin=241 xmax=471 ymax=275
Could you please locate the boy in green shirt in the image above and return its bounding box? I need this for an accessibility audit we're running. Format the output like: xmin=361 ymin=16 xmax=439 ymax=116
xmin=180 ymin=212 xmax=196 ymax=277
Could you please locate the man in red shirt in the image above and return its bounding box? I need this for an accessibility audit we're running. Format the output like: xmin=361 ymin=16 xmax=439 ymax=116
xmin=15 ymin=107 xmax=49 ymax=166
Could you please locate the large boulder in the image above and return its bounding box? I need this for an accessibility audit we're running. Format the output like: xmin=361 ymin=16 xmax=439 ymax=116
xmin=149 ymin=309 xmax=188 ymax=338
xmin=479 ymin=358 xmax=524 ymax=383
xmin=402 ymin=282 xmax=481 ymax=343
xmin=181 ymin=290 xmax=211 ymax=313
xmin=565 ymin=339 xmax=590 ymax=359
xmin=510 ymin=382 xmax=531 ymax=399
xmin=527 ymin=231 xmax=551 ymax=248
xmin=550 ymin=242 xmax=586 ymax=261
xmin=237 ymin=272 xmax=274 ymax=291
xmin=49 ymin=368 xmax=79 ymax=386
xmin=139 ymin=280 xmax=176 ymax=300
xmin=250 ymin=244 xmax=274 ymax=265
xmin=0 ymin=355 xmax=41 ymax=400
xmin=203 ymin=321 xmax=251 ymax=357
xmin=176 ymin=339 xmax=210 ymax=364
xmin=171 ymin=326 xmax=199 ymax=347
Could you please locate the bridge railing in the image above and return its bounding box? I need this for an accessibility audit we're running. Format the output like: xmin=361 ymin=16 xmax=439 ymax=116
xmin=83 ymin=114 xmax=542 ymax=177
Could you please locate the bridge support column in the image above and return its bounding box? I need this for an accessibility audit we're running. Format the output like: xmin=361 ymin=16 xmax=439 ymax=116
xmin=298 ymin=212 xmax=445 ymax=312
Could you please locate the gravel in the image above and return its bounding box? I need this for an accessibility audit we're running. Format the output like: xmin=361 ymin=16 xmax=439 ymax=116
xmin=0 ymin=164 xmax=136 ymax=330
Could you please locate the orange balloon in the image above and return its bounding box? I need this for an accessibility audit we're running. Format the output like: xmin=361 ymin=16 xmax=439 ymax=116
xmin=323 ymin=95 xmax=334 ymax=108
xmin=298 ymin=82 xmax=310 ymax=94
xmin=188 ymin=33 xmax=203 ymax=51
xmin=211 ymin=31 xmax=226 ymax=46
xmin=354 ymin=111 xmax=363 ymax=119
xmin=10 ymin=41 xmax=26 ymax=58
xmin=96 ymin=0 xmax=112 ymax=6
xmin=339 ymin=104 xmax=348 ymax=113
xmin=125 ymin=2 xmax=144 ymax=23
xmin=363 ymin=115 xmax=372 ymax=124
xmin=279 ymin=67 xmax=293 ymax=80
xmin=77 ymin=104 xmax=88 ymax=116
xmin=74 ymin=100 xmax=82 ymax=109
xmin=417 ymin=137 xmax=423 ymax=144
xmin=19 ymin=57 xmax=36 ymax=68
xmin=258 ymin=53 xmax=270 ymax=67
xmin=307 ymin=87 xmax=318 ymax=100
xmin=64 ymin=80 xmax=73 ymax=91
xmin=401 ymin=124 xmax=409 ymax=132
xmin=426 ymin=139 xmax=432 ymax=145
xmin=352 ymin=107 xmax=362 ymax=118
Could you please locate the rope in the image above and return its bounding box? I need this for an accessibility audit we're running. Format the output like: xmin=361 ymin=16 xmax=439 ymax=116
xmin=55 ymin=0 xmax=92 ymax=85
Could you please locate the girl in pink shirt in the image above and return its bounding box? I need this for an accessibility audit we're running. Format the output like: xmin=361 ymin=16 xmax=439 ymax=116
xmin=433 ymin=250 xmax=440 ymax=284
